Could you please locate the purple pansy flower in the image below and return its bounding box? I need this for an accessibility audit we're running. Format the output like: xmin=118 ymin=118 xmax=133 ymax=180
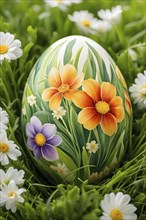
xmin=26 ymin=116 xmax=62 ymax=161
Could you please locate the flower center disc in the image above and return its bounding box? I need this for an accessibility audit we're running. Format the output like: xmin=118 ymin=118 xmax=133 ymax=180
xmin=82 ymin=20 xmax=91 ymax=27
xmin=58 ymin=84 xmax=70 ymax=93
xmin=0 ymin=45 xmax=8 ymax=54
xmin=35 ymin=133 xmax=46 ymax=146
xmin=140 ymin=85 xmax=146 ymax=97
xmin=0 ymin=143 xmax=9 ymax=153
xmin=8 ymin=192 xmax=17 ymax=198
xmin=95 ymin=101 xmax=110 ymax=114
xmin=110 ymin=209 xmax=123 ymax=220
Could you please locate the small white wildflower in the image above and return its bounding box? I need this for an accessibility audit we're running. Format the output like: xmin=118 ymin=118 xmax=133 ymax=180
xmin=45 ymin=0 xmax=82 ymax=11
xmin=0 ymin=107 xmax=9 ymax=131
xmin=100 ymin=192 xmax=137 ymax=220
xmin=0 ymin=167 xmax=25 ymax=187
xmin=52 ymin=106 xmax=66 ymax=120
xmin=96 ymin=20 xmax=112 ymax=33
xmin=86 ymin=140 xmax=99 ymax=154
xmin=27 ymin=95 xmax=36 ymax=106
xmin=0 ymin=132 xmax=21 ymax=166
xmin=0 ymin=32 xmax=22 ymax=64
xmin=0 ymin=180 xmax=26 ymax=213
xmin=68 ymin=10 xmax=99 ymax=34
xmin=22 ymin=107 xmax=26 ymax=116
xmin=129 ymin=70 xmax=146 ymax=109
xmin=98 ymin=5 xmax=122 ymax=24
xmin=50 ymin=162 xmax=70 ymax=176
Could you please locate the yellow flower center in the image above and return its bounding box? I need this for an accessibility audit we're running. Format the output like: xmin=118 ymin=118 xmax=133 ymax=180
xmin=90 ymin=143 xmax=96 ymax=149
xmin=58 ymin=168 xmax=65 ymax=174
xmin=95 ymin=101 xmax=110 ymax=114
xmin=110 ymin=209 xmax=123 ymax=220
xmin=0 ymin=45 xmax=8 ymax=54
xmin=4 ymin=179 xmax=10 ymax=185
xmin=140 ymin=85 xmax=146 ymax=97
xmin=8 ymin=192 xmax=17 ymax=198
xmin=58 ymin=84 xmax=70 ymax=93
xmin=35 ymin=133 xmax=46 ymax=146
xmin=82 ymin=20 xmax=91 ymax=27
xmin=56 ymin=0 xmax=63 ymax=3
xmin=0 ymin=143 xmax=9 ymax=153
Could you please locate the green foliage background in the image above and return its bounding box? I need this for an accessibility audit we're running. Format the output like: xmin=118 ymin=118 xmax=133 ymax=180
xmin=0 ymin=0 xmax=146 ymax=219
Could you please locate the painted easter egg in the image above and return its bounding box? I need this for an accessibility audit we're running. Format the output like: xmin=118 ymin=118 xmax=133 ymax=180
xmin=21 ymin=35 xmax=132 ymax=184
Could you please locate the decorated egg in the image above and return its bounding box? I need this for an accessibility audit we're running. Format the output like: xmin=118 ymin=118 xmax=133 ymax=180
xmin=21 ymin=35 xmax=132 ymax=184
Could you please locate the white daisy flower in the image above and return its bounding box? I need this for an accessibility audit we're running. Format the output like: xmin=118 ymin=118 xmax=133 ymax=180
xmin=27 ymin=94 xmax=36 ymax=106
xmin=0 ymin=180 xmax=26 ymax=213
xmin=0 ymin=167 xmax=25 ymax=187
xmin=98 ymin=5 xmax=122 ymax=24
xmin=129 ymin=70 xmax=146 ymax=109
xmin=86 ymin=140 xmax=99 ymax=154
xmin=100 ymin=192 xmax=137 ymax=220
xmin=52 ymin=106 xmax=66 ymax=120
xmin=0 ymin=132 xmax=21 ymax=166
xmin=22 ymin=107 xmax=26 ymax=116
xmin=96 ymin=20 xmax=112 ymax=33
xmin=0 ymin=32 xmax=22 ymax=64
xmin=45 ymin=0 xmax=82 ymax=11
xmin=0 ymin=107 xmax=9 ymax=131
xmin=68 ymin=10 xmax=99 ymax=34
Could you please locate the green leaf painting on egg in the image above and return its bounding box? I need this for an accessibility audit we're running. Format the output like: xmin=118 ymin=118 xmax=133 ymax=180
xmin=21 ymin=36 xmax=132 ymax=184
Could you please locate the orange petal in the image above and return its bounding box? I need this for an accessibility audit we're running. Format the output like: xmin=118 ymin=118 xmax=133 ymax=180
xmin=48 ymin=67 xmax=62 ymax=88
xmin=82 ymin=79 xmax=101 ymax=102
xmin=82 ymin=114 xmax=101 ymax=130
xmin=110 ymin=96 xmax=123 ymax=107
xmin=64 ymin=89 xmax=77 ymax=100
xmin=101 ymin=82 xmax=116 ymax=103
xmin=72 ymin=91 xmax=94 ymax=108
xmin=100 ymin=113 xmax=117 ymax=136
xmin=78 ymin=107 xmax=99 ymax=124
xmin=60 ymin=64 xmax=77 ymax=85
xmin=70 ymin=73 xmax=84 ymax=89
xmin=49 ymin=92 xmax=62 ymax=110
xmin=110 ymin=106 xmax=124 ymax=122
xmin=42 ymin=88 xmax=58 ymax=102
xmin=124 ymin=91 xmax=132 ymax=115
